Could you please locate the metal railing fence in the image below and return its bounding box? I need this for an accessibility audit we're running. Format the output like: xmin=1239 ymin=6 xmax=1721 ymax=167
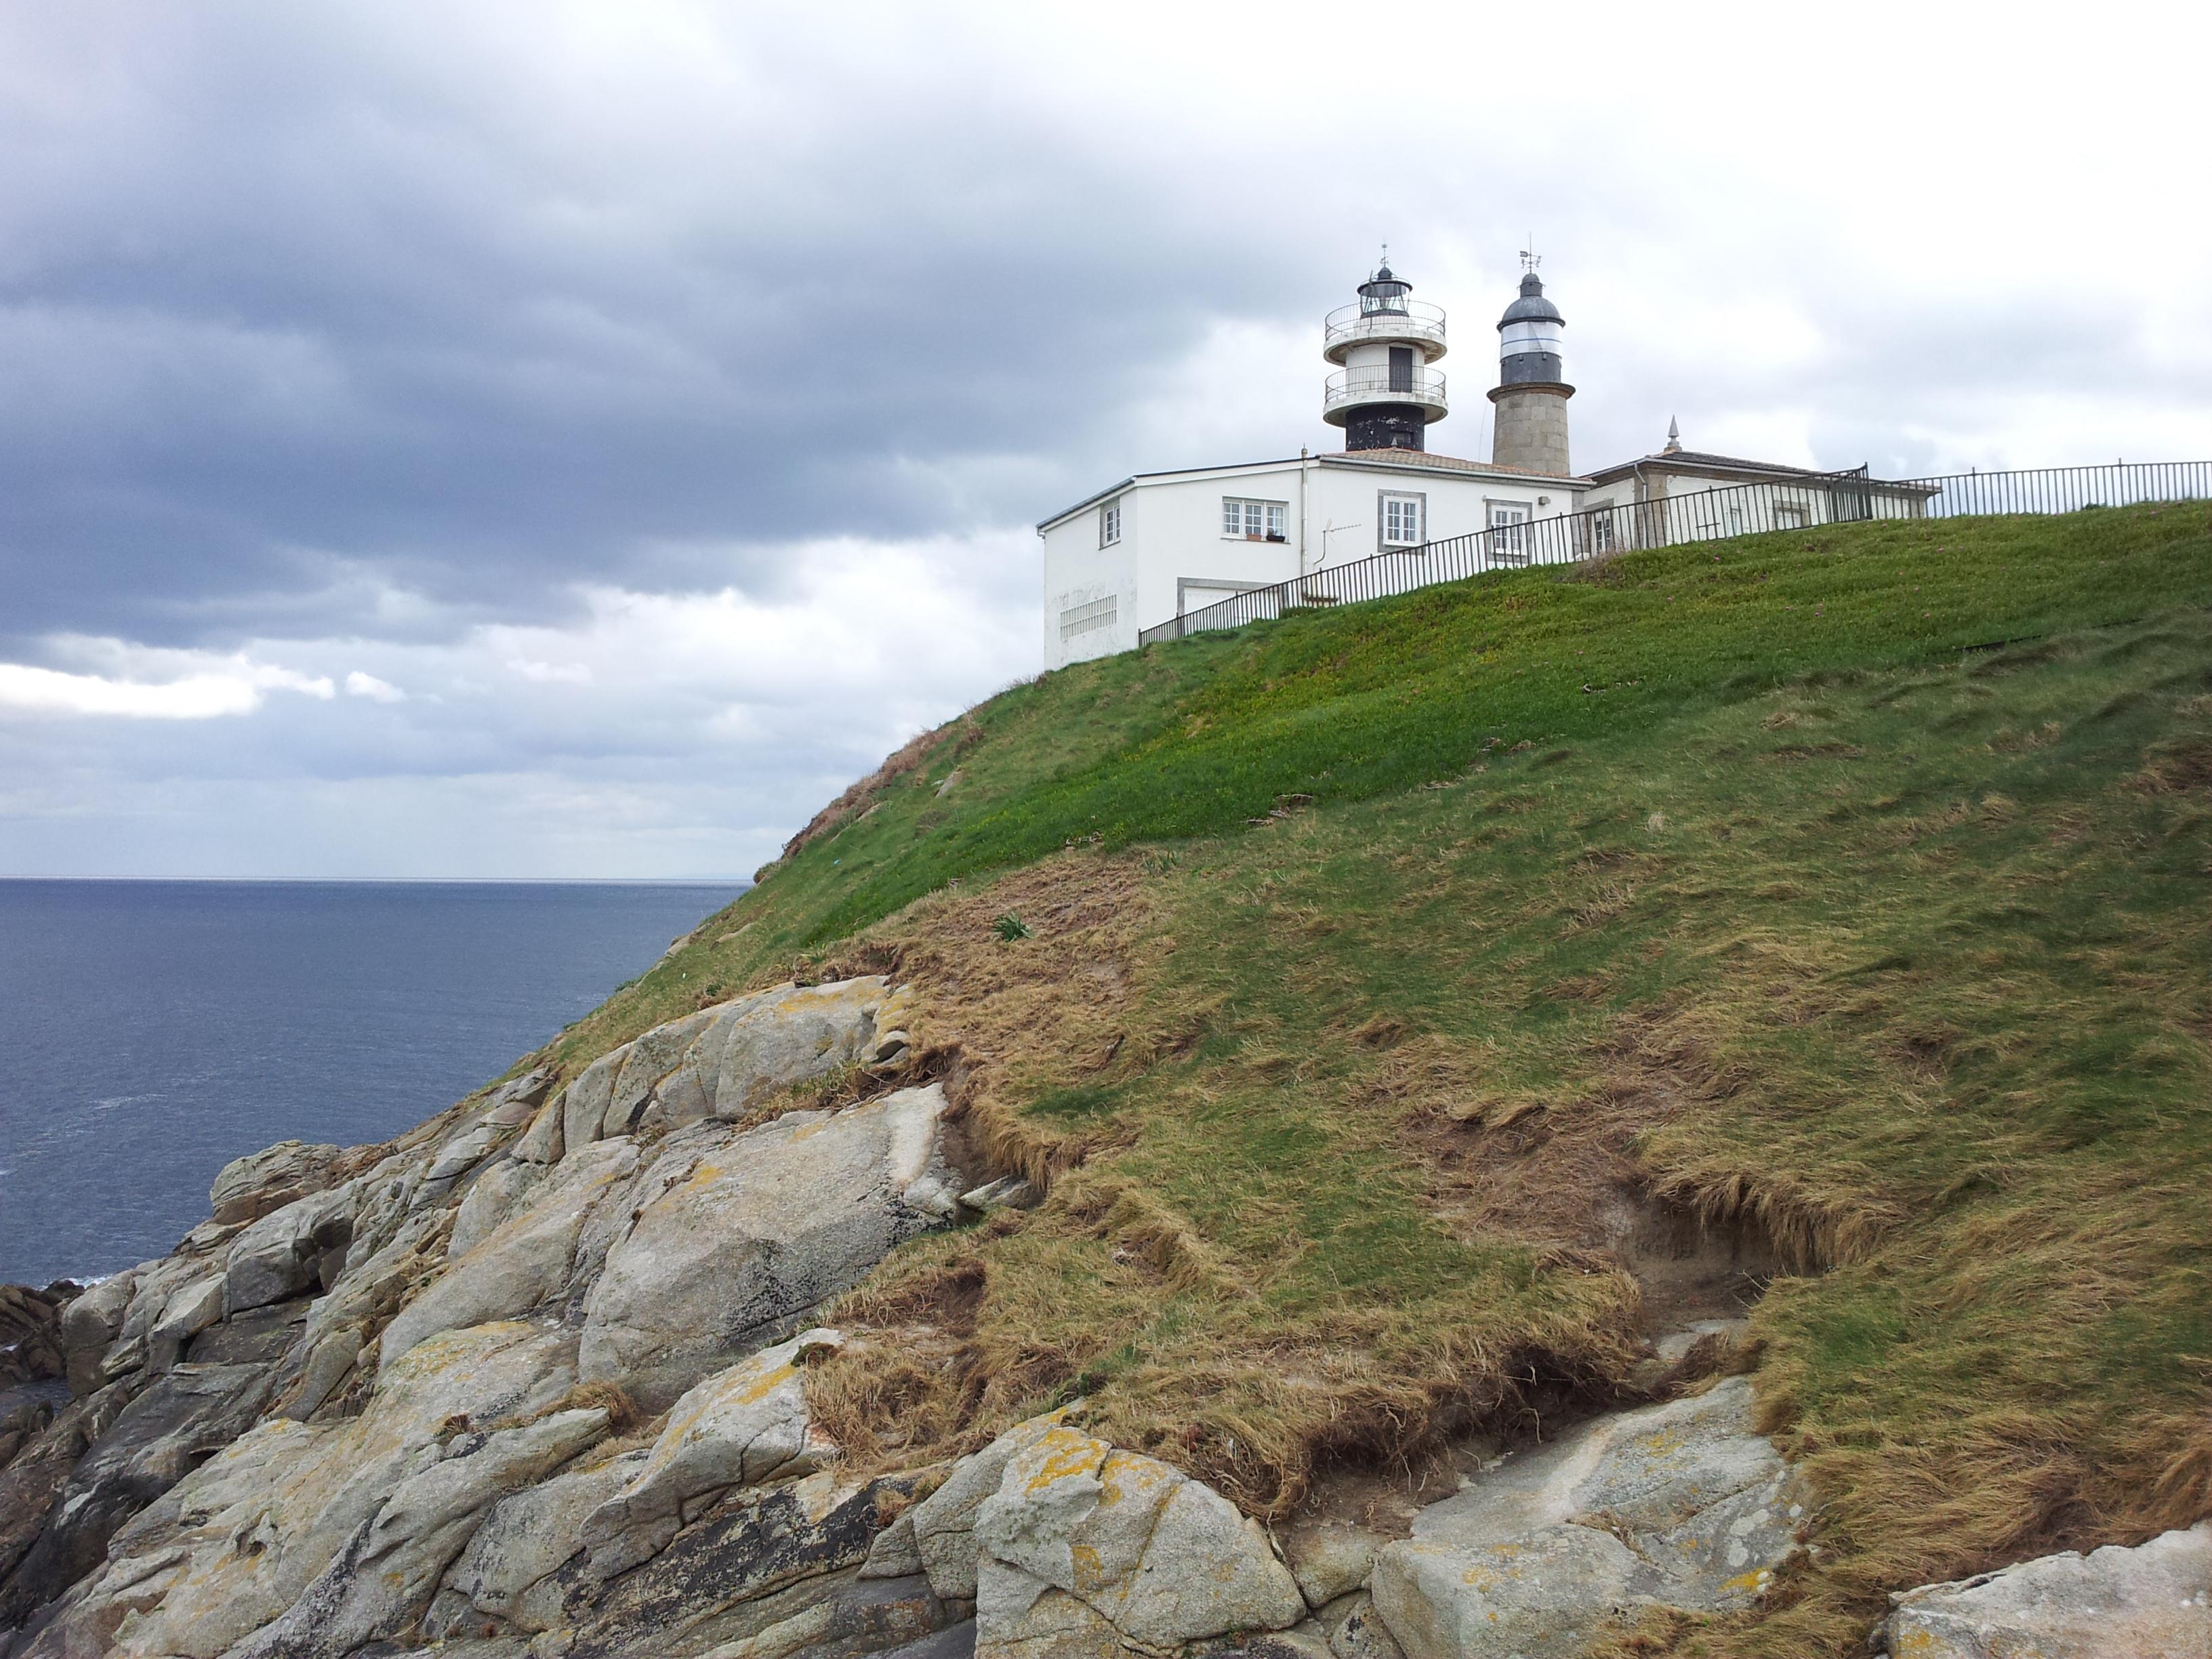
xmin=1134 ymin=458 xmax=2212 ymax=647
xmin=1322 ymin=298 xmax=1448 ymax=354
xmin=1322 ymin=365 xmax=1448 ymax=411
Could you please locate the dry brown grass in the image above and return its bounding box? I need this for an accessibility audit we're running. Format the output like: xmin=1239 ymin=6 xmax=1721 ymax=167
xmin=803 ymin=848 xmax=1176 ymax=1471
xmin=842 ymin=845 xmax=1176 ymax=1183
xmin=491 ymin=1379 xmax=644 ymax=1437
xmin=799 ymin=847 xmax=1654 ymax=1518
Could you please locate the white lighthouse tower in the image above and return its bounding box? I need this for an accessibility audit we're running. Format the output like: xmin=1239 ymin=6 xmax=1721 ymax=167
xmin=1320 ymin=253 xmax=1448 ymax=453
xmin=1488 ymin=254 xmax=1574 ymax=475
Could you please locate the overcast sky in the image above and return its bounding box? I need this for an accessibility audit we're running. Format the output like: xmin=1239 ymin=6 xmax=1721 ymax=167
xmin=1 ymin=1 xmax=2206 ymax=878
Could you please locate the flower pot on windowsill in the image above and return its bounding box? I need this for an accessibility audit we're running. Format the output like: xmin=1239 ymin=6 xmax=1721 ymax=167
xmin=1265 ymin=533 xmax=1287 ymax=543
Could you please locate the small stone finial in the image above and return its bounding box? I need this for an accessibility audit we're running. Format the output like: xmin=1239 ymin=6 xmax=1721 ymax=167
xmin=1663 ymin=417 xmax=1681 ymax=455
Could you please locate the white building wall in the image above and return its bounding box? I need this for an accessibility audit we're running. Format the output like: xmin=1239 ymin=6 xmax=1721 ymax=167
xmin=1138 ymin=466 xmax=1305 ymax=627
xmin=1307 ymin=464 xmax=1574 ymax=561
xmin=1575 ymin=468 xmax=1929 ymax=555
xmin=1041 ymin=489 xmax=1141 ymax=668
xmin=1040 ymin=457 xmax=1588 ymax=668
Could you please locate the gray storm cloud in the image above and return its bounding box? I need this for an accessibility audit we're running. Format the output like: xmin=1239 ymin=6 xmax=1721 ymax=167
xmin=1 ymin=0 xmax=2206 ymax=876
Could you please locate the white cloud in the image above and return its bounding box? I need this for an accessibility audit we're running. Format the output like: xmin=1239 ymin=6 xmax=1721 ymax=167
xmin=0 ymin=527 xmax=1033 ymax=874
xmin=0 ymin=655 xmax=333 ymax=720
xmin=506 ymin=659 xmax=592 ymax=685
xmin=344 ymin=670 xmax=407 ymax=702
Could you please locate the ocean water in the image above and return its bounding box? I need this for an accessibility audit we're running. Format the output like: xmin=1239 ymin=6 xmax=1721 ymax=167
xmin=0 ymin=880 xmax=744 ymax=1288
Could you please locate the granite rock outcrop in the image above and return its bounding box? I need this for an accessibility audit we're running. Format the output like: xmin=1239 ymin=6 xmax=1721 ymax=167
xmin=7 ymin=964 xmax=2139 ymax=1659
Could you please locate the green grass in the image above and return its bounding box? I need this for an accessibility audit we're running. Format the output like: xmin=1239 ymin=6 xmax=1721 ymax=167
xmin=528 ymin=501 xmax=2212 ymax=1652
xmin=554 ymin=501 xmax=2212 ymax=1069
xmin=847 ymin=591 xmax=2210 ymax=1653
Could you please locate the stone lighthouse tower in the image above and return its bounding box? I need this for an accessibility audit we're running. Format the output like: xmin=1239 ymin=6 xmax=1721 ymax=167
xmin=1321 ymin=253 xmax=1449 ymax=453
xmin=1489 ymin=257 xmax=1573 ymax=475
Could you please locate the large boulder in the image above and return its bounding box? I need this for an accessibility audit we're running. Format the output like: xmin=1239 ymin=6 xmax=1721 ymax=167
xmin=562 ymin=1043 xmax=634 ymax=1159
xmin=24 ymin=1320 xmax=579 ymax=1659
xmin=422 ymin=1122 xmax=504 ymax=1189
xmin=647 ymin=978 xmax=912 ymax=1130
xmin=449 ymin=1158 xmax=544 ymax=1259
xmin=480 ymin=1068 xmax=555 ymax=1128
xmin=909 ymin=1410 xmax=1080 ymax=1601
xmin=971 ymin=1418 xmax=1307 ymax=1657
xmin=209 ymin=1141 xmax=346 ymax=1228
xmin=144 ymin=1274 xmax=226 ymax=1373
xmin=552 ymin=978 xmax=913 ymax=1162
xmin=1872 ymin=1520 xmax=2212 ymax=1657
xmin=377 ymin=1138 xmax=642 ymax=1374
xmin=99 ymin=1250 xmax=224 ymax=1381
xmin=514 ymin=1091 xmax=567 ymax=1165
xmin=1370 ymin=1377 xmax=1807 ymax=1659
xmin=219 ymin=1406 xmax=609 ymax=1659
xmin=577 ymin=1084 xmax=961 ymax=1408
xmin=0 ymin=1286 xmax=67 ymax=1388
xmin=560 ymin=1473 xmax=930 ymax=1658
xmin=0 ymin=1360 xmax=274 ymax=1616
xmin=224 ymin=1186 xmax=355 ymax=1317
xmin=58 ymin=1273 xmax=138 ymax=1397
xmin=427 ymin=1448 xmax=650 ymax=1637
xmin=579 ymin=1329 xmax=843 ymax=1580
xmin=604 ymin=1007 xmax=720 ymax=1137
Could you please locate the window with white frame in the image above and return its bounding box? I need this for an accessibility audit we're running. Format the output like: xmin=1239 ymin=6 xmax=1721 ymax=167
xmin=1775 ymin=501 xmax=1810 ymax=529
xmin=1099 ymin=497 xmax=1122 ymax=547
xmin=1588 ymin=511 xmax=1616 ymax=554
xmin=1488 ymin=501 xmax=1530 ymax=561
xmin=1222 ymin=497 xmax=1288 ymax=541
xmin=1380 ymin=492 xmax=1425 ymax=546
xmin=1059 ymin=594 xmax=1118 ymax=642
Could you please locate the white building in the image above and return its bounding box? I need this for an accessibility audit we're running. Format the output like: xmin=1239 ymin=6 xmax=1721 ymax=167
xmin=1038 ymin=256 xmax=1930 ymax=668
xmin=1037 ymin=448 xmax=1583 ymax=665
xmin=1575 ymin=421 xmax=1938 ymax=551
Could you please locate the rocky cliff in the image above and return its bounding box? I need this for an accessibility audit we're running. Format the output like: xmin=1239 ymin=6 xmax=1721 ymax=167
xmin=6 ymin=506 xmax=2211 ymax=1658
xmin=5 ymin=964 xmax=2201 ymax=1658
xmin=0 ymin=964 xmax=1830 ymax=1659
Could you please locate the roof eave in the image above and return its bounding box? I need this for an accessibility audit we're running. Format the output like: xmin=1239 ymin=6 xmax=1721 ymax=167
xmin=1319 ymin=454 xmax=1591 ymax=487
xmin=1582 ymin=455 xmax=1940 ymax=495
xmin=1036 ymin=455 xmax=1312 ymax=531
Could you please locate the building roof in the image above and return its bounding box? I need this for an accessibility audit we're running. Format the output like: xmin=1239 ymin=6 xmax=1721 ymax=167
xmin=1582 ymin=447 xmax=1941 ymax=496
xmin=1498 ymin=272 xmax=1563 ymax=329
xmin=1320 ymin=448 xmax=1577 ymax=480
xmin=1036 ymin=449 xmax=1584 ymax=530
xmin=1036 ymin=457 xmax=1299 ymax=531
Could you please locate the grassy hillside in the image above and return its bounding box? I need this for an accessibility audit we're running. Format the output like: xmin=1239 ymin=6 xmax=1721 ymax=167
xmin=544 ymin=501 xmax=2212 ymax=1654
xmin=554 ymin=501 xmax=2212 ymax=1065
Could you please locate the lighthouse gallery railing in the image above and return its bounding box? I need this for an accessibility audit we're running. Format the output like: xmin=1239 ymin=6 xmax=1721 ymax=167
xmin=1134 ymin=458 xmax=2212 ymax=647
